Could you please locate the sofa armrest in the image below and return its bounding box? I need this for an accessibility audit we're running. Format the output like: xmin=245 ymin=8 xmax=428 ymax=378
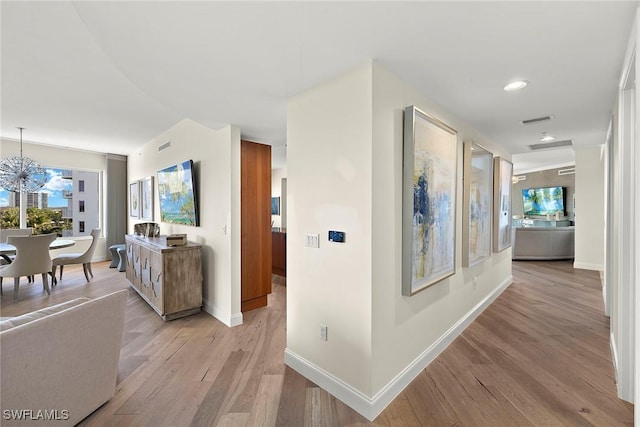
xmin=0 ymin=290 xmax=128 ymax=426
xmin=0 ymin=297 xmax=90 ymax=332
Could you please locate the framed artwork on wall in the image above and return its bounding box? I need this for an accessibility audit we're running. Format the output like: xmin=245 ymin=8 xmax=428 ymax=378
xmin=493 ymin=157 xmax=513 ymax=252
xmin=462 ymin=141 xmax=493 ymax=267
xmin=402 ymin=105 xmax=458 ymax=296
xmin=129 ymin=181 xmax=140 ymax=218
xmin=157 ymin=160 xmax=199 ymax=226
xmin=140 ymin=176 xmax=154 ymax=220
xmin=271 ymin=197 xmax=280 ymax=215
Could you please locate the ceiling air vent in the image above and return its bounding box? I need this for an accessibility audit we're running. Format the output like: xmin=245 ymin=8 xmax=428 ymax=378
xmin=558 ymin=167 xmax=575 ymax=176
xmin=521 ymin=115 xmax=554 ymax=125
xmin=158 ymin=141 xmax=171 ymax=152
xmin=528 ymin=139 xmax=573 ymax=151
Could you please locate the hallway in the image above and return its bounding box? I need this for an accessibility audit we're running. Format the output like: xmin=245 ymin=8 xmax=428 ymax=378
xmin=1 ymin=261 xmax=633 ymax=426
xmin=369 ymin=260 xmax=634 ymax=426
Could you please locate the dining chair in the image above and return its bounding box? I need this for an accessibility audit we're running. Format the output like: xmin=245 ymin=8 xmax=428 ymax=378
xmin=0 ymin=233 xmax=57 ymax=301
xmin=0 ymin=227 xmax=33 ymax=242
xmin=52 ymin=228 xmax=101 ymax=285
xmin=0 ymin=228 xmax=33 ymax=265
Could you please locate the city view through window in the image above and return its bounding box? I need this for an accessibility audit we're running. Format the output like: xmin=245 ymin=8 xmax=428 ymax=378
xmin=0 ymin=168 xmax=99 ymax=237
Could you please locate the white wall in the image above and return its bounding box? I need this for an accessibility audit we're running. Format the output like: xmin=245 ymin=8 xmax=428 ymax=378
xmin=0 ymin=138 xmax=108 ymax=261
xmin=285 ymin=61 xmax=513 ymax=419
xmin=127 ymin=119 xmax=242 ymax=327
xmin=271 ymin=167 xmax=287 ymax=228
xmin=574 ymin=147 xmax=605 ymax=271
xmin=370 ymin=63 xmax=512 ymax=395
xmin=287 ymin=62 xmax=374 ymax=394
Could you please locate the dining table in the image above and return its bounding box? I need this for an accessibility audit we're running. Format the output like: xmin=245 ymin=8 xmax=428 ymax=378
xmin=0 ymin=239 xmax=76 ymax=263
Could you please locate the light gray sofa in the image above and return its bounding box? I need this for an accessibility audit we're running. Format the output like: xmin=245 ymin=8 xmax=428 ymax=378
xmin=512 ymin=226 xmax=575 ymax=260
xmin=0 ymin=290 xmax=128 ymax=426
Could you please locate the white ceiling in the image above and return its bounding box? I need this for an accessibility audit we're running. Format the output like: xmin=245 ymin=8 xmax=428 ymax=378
xmin=1 ymin=1 xmax=637 ymax=171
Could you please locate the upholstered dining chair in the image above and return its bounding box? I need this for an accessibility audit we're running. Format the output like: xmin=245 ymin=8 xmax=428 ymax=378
xmin=52 ymin=228 xmax=101 ymax=285
xmin=0 ymin=233 xmax=57 ymax=301
xmin=0 ymin=227 xmax=33 ymax=242
xmin=0 ymin=228 xmax=33 ymax=265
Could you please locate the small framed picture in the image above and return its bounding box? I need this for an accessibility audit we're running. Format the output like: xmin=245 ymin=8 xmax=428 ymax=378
xmin=271 ymin=197 xmax=280 ymax=215
xmin=129 ymin=181 xmax=140 ymax=218
xmin=140 ymin=176 xmax=154 ymax=220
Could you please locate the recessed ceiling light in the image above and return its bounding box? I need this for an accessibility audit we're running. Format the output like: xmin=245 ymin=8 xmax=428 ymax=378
xmin=504 ymin=80 xmax=528 ymax=91
xmin=540 ymin=133 xmax=555 ymax=142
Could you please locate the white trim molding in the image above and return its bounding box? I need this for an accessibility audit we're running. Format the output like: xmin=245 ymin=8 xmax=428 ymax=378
xmin=611 ymin=332 xmax=619 ymax=384
xmin=611 ymin=14 xmax=636 ymax=403
xmin=573 ymin=262 xmax=605 ymax=272
xmin=202 ymin=299 xmax=243 ymax=327
xmin=285 ymin=276 xmax=513 ymax=421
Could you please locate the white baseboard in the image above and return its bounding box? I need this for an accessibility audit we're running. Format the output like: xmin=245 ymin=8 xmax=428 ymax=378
xmin=285 ymin=275 xmax=513 ymax=421
xmin=573 ymin=261 xmax=604 ymax=271
xmin=610 ymin=332 xmax=619 ymax=384
xmin=202 ymin=298 xmax=243 ymax=327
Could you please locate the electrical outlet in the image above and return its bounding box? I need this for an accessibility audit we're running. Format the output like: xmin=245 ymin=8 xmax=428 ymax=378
xmin=305 ymin=233 xmax=320 ymax=248
xmin=320 ymin=324 xmax=328 ymax=341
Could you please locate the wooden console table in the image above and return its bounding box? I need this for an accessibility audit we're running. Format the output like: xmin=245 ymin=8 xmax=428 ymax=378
xmin=272 ymin=228 xmax=286 ymax=277
xmin=125 ymin=235 xmax=203 ymax=321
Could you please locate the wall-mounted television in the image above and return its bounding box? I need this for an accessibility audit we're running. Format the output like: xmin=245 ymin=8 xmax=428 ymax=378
xmin=522 ymin=186 xmax=565 ymax=216
xmin=157 ymin=159 xmax=199 ymax=226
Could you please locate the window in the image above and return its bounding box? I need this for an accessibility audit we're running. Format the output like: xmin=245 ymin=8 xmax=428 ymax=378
xmin=0 ymin=168 xmax=100 ymax=237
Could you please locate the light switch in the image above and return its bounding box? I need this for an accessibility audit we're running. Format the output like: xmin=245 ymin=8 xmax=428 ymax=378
xmin=305 ymin=233 xmax=320 ymax=248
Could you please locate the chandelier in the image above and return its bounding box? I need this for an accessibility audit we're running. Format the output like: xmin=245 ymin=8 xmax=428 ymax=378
xmin=0 ymin=127 xmax=49 ymax=193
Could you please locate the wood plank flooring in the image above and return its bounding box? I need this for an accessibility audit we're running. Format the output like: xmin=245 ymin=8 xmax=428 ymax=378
xmin=0 ymin=260 xmax=633 ymax=426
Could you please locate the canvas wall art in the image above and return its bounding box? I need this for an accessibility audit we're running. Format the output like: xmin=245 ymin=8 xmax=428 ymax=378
xmin=462 ymin=141 xmax=493 ymax=267
xmin=157 ymin=160 xmax=199 ymax=226
xmin=493 ymin=157 xmax=513 ymax=252
xmin=402 ymin=106 xmax=458 ymax=296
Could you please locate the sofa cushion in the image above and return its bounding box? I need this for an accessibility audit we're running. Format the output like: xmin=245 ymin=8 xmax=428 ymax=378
xmin=0 ymin=297 xmax=90 ymax=332
xmin=1 ymin=290 xmax=128 ymax=427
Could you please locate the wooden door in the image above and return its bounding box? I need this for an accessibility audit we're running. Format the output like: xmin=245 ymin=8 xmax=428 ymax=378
xmin=241 ymin=140 xmax=272 ymax=312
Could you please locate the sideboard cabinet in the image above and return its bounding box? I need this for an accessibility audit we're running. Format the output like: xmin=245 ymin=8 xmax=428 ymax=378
xmin=125 ymin=235 xmax=203 ymax=321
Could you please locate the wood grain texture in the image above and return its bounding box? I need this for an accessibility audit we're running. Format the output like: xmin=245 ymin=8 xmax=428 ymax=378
xmin=241 ymin=140 xmax=272 ymax=312
xmin=272 ymin=230 xmax=286 ymax=277
xmin=0 ymin=260 xmax=632 ymax=426
xmin=125 ymin=235 xmax=202 ymax=320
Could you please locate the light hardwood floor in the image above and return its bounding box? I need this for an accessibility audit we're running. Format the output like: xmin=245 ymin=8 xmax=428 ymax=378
xmin=0 ymin=260 xmax=633 ymax=426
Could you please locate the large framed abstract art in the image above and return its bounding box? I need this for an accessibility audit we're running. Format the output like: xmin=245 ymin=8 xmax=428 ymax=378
xmin=493 ymin=157 xmax=513 ymax=252
xmin=462 ymin=141 xmax=493 ymax=267
xmin=402 ymin=106 xmax=458 ymax=296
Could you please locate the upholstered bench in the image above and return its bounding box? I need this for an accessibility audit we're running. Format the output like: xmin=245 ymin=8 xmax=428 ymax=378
xmin=116 ymin=247 xmax=127 ymax=272
xmin=108 ymin=244 xmax=126 ymax=269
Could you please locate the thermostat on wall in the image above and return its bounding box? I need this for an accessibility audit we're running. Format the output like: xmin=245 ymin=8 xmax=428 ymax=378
xmin=328 ymin=230 xmax=345 ymax=243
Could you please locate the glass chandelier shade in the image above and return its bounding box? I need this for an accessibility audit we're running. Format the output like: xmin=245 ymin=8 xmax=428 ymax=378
xmin=0 ymin=127 xmax=49 ymax=193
